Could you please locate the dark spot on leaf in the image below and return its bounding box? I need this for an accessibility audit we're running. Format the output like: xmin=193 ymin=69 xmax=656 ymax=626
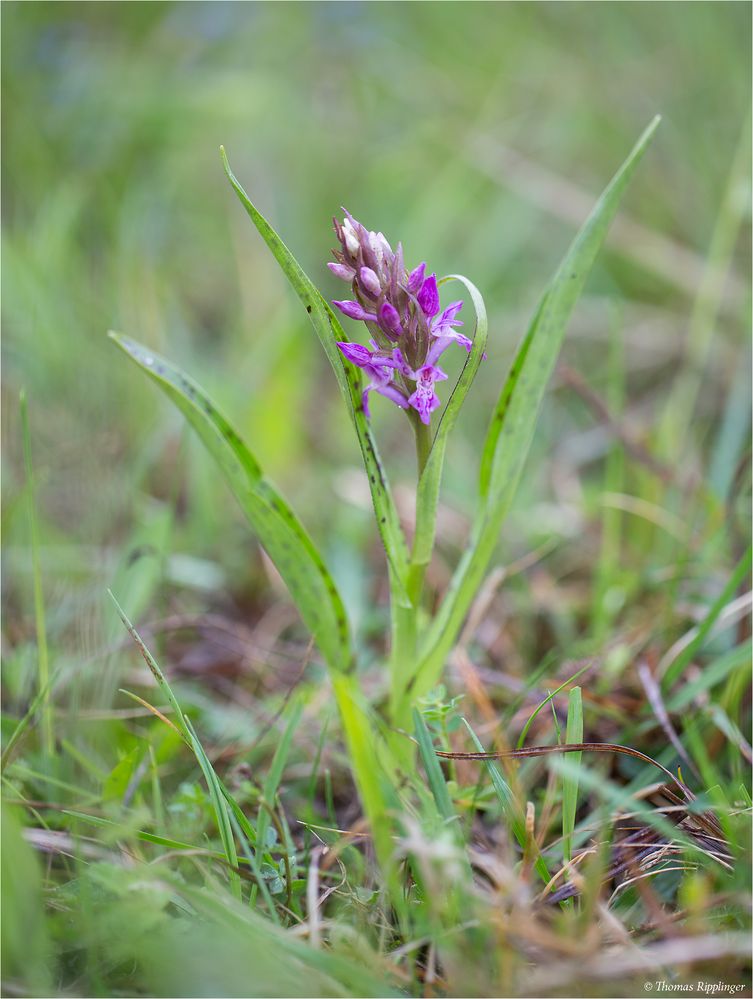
xmin=306 ymin=305 xmax=312 ymax=314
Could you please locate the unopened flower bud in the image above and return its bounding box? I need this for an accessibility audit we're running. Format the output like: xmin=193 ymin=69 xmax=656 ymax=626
xmin=342 ymin=218 xmax=360 ymax=256
xmin=328 ymin=261 xmax=356 ymax=282
xmin=333 ymin=299 xmax=377 ymax=323
xmin=417 ymin=273 xmax=440 ymax=318
xmin=378 ymin=301 xmax=403 ymax=340
xmin=359 ymin=267 xmax=381 ymax=298
xmin=407 ymin=262 xmax=426 ymax=294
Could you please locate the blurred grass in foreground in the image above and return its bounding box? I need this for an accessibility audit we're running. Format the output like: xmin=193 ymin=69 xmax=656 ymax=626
xmin=2 ymin=2 xmax=751 ymax=997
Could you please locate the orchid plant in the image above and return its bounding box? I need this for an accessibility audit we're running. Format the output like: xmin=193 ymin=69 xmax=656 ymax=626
xmin=111 ymin=117 xmax=659 ymax=886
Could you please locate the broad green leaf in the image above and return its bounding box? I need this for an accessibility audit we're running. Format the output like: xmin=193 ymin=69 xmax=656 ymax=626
xmin=562 ymin=687 xmax=583 ymax=864
xmin=411 ymin=274 xmax=488 ymax=570
xmin=110 ymin=333 xmax=352 ymax=675
xmin=410 ymin=116 xmax=661 ymax=699
xmin=220 ymin=148 xmax=410 ymax=603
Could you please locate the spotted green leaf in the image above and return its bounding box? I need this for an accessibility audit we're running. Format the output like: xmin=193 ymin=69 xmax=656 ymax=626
xmin=411 ymin=116 xmax=661 ymax=698
xmin=110 ymin=333 xmax=352 ymax=675
xmin=220 ymin=148 xmax=410 ymax=604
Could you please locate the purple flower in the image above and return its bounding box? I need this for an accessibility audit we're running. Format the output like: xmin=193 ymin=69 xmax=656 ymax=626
xmin=359 ymin=267 xmax=381 ymax=298
xmin=327 ymin=261 xmax=356 ymax=282
xmin=391 ymin=349 xmax=448 ymax=425
xmin=417 ymin=273 xmax=440 ymax=319
xmin=407 ymin=262 xmax=426 ymax=293
xmin=428 ymin=300 xmax=472 ymax=357
xmin=378 ymin=301 xmax=403 ymax=340
xmin=336 ymin=341 xmax=408 ymax=418
xmin=409 ymin=364 xmax=448 ymax=425
xmin=333 ymin=299 xmax=377 ymax=323
xmin=329 ymin=212 xmax=481 ymax=425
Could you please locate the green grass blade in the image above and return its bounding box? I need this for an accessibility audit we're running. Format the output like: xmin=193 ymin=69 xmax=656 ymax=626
xmin=562 ymin=687 xmax=583 ymax=864
xmin=462 ymin=719 xmax=551 ymax=886
xmin=661 ymin=544 xmax=752 ymax=688
xmin=254 ymin=700 xmax=303 ymax=862
xmin=184 ymin=716 xmax=242 ymax=899
xmin=109 ymin=333 xmax=352 ymax=675
xmin=411 ymin=117 xmax=661 ymax=699
xmin=666 ymin=640 xmax=752 ymax=712
xmin=516 ymin=662 xmax=592 ymax=750
xmin=20 ymin=391 xmax=54 ymax=756
xmin=330 ymin=672 xmax=401 ymax=909
xmin=1 ymin=666 xmax=61 ymax=772
xmin=413 ymin=708 xmax=455 ymax=823
xmin=220 ymin=148 xmax=410 ymax=602
xmin=109 ymin=594 xmax=242 ymax=898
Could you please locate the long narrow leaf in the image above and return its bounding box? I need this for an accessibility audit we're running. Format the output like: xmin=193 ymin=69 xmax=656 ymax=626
xmin=413 ymin=709 xmax=455 ymax=823
xmin=411 ymin=116 xmax=661 ymax=698
xmin=109 ymin=594 xmax=242 ymax=898
xmin=220 ymin=148 xmax=410 ymax=602
xmin=562 ymin=687 xmax=583 ymax=863
xmin=110 ymin=333 xmax=352 ymax=675
xmin=411 ymin=275 xmax=488 ymax=569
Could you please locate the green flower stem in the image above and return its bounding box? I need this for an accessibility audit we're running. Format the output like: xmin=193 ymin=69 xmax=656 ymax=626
xmin=412 ymin=417 xmax=432 ymax=480
xmin=330 ymin=672 xmax=403 ymax=910
xmin=388 ymin=415 xmax=433 ymax=736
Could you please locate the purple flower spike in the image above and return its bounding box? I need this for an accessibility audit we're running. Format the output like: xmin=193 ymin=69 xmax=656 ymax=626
xmin=417 ymin=273 xmax=440 ymax=318
xmin=407 ymin=262 xmax=426 ymax=294
xmin=328 ymin=261 xmax=356 ymax=282
xmin=329 ymin=212 xmax=477 ymax=425
xmin=408 ymin=364 xmax=448 ymax=425
xmin=378 ymin=301 xmax=403 ymax=340
xmin=359 ymin=267 xmax=381 ymax=298
xmin=333 ymin=300 xmax=377 ymax=323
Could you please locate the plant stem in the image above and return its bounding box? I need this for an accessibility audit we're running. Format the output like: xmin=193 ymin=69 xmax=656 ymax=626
xmin=387 ymin=417 xmax=433 ymax=735
xmin=412 ymin=418 xmax=432 ymax=479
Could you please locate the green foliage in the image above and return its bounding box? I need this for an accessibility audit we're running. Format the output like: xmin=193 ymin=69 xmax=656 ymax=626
xmin=412 ymin=118 xmax=662 ymax=700
xmin=2 ymin=3 xmax=750 ymax=996
xmin=110 ymin=334 xmax=353 ymax=676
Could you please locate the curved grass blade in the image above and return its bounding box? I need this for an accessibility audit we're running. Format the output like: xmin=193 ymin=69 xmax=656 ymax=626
xmin=562 ymin=687 xmax=583 ymax=864
xmin=110 ymin=333 xmax=352 ymax=674
xmin=410 ymin=116 xmax=661 ymax=699
xmin=220 ymin=148 xmax=410 ymax=603
xmin=411 ymin=274 xmax=488 ymax=570
xmin=462 ymin=719 xmax=551 ymax=886
xmin=109 ymin=593 xmax=242 ymax=899
xmin=516 ymin=660 xmax=592 ymax=750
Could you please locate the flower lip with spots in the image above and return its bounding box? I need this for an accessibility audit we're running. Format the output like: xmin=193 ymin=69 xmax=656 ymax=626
xmin=329 ymin=211 xmax=479 ymax=424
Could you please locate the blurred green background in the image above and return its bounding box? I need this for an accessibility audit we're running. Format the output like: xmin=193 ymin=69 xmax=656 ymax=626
xmin=2 ymin=0 xmax=750 ymax=702
xmin=2 ymin=5 xmax=751 ymax=995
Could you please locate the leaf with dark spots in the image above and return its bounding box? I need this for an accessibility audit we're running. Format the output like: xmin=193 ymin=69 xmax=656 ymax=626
xmin=109 ymin=331 xmax=352 ymax=675
xmin=411 ymin=118 xmax=661 ymax=699
xmin=220 ymin=148 xmax=411 ymax=606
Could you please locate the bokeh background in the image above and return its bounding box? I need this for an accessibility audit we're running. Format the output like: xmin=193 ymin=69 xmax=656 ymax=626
xmin=2 ymin=4 xmax=751 ymax=995
xmin=3 ymin=0 xmax=750 ymax=712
